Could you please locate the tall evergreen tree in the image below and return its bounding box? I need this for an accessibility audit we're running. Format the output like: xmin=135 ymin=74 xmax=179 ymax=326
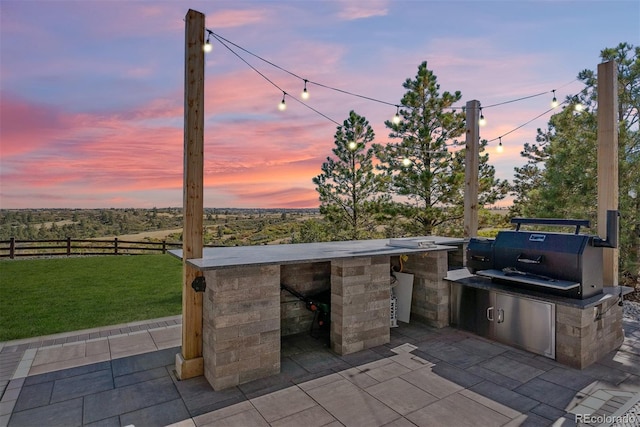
xmin=512 ymin=42 xmax=639 ymax=279
xmin=376 ymin=61 xmax=507 ymax=235
xmin=313 ymin=111 xmax=388 ymax=240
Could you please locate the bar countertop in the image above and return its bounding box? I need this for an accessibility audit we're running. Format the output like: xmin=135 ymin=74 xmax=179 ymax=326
xmin=169 ymin=236 xmax=466 ymax=271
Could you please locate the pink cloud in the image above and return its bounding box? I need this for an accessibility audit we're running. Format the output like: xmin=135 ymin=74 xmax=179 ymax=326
xmin=214 ymin=186 xmax=318 ymax=208
xmin=0 ymin=93 xmax=75 ymax=157
xmin=335 ymin=0 xmax=389 ymax=20
xmin=207 ymin=8 xmax=270 ymax=28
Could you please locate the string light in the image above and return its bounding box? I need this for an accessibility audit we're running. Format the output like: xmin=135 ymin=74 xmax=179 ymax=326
xmin=486 ymin=96 xmax=572 ymax=145
xmin=497 ymin=137 xmax=504 ymax=153
xmin=278 ymin=92 xmax=287 ymax=111
xmin=479 ymin=108 xmax=486 ymax=126
xmin=392 ymin=105 xmax=401 ymax=124
xmin=301 ymin=80 xmax=310 ymax=100
xmin=210 ymin=31 xmax=340 ymax=125
xmin=402 ymin=158 xmax=412 ymax=167
xmin=207 ymin=28 xmax=584 ymax=146
xmin=348 ymin=141 xmax=357 ymax=150
xmin=203 ymin=33 xmax=212 ymax=53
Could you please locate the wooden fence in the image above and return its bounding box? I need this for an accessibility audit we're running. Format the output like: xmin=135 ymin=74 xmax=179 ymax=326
xmin=0 ymin=237 xmax=183 ymax=259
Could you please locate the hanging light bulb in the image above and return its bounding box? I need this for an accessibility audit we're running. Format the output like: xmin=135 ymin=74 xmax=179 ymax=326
xmin=402 ymin=157 xmax=412 ymax=167
xmin=574 ymin=102 xmax=583 ymax=112
xmin=301 ymin=80 xmax=310 ymax=100
xmin=479 ymin=108 xmax=486 ymax=126
xmin=203 ymin=34 xmax=213 ymax=53
xmin=278 ymin=92 xmax=287 ymax=111
xmin=392 ymin=105 xmax=401 ymax=124
xmin=348 ymin=141 xmax=357 ymax=150
xmin=497 ymin=137 xmax=504 ymax=153
xmin=551 ymin=90 xmax=558 ymax=108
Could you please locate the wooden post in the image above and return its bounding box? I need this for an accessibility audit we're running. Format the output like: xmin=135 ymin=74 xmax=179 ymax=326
xmin=176 ymin=8 xmax=205 ymax=380
xmin=464 ymin=100 xmax=480 ymax=238
xmin=9 ymin=237 xmax=15 ymax=259
xmin=597 ymin=60 xmax=619 ymax=286
xmin=66 ymin=237 xmax=71 ymax=257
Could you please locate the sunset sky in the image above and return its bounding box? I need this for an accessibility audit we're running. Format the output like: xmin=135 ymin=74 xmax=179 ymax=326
xmin=1 ymin=1 xmax=638 ymax=209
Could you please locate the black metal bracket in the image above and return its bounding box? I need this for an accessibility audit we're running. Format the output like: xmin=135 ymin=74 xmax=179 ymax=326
xmin=191 ymin=276 xmax=206 ymax=292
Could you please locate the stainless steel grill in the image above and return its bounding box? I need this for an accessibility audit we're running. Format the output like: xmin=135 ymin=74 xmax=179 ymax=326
xmin=467 ymin=210 xmax=618 ymax=299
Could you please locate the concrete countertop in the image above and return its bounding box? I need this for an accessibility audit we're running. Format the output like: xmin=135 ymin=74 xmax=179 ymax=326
xmin=169 ymin=236 xmax=466 ymax=270
xmin=446 ymin=268 xmax=633 ymax=309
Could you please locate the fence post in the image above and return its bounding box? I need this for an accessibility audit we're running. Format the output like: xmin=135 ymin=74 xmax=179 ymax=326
xmin=162 ymin=240 xmax=167 ymax=254
xmin=114 ymin=237 xmax=118 ymax=255
xmin=10 ymin=237 xmax=15 ymax=259
xmin=66 ymin=237 xmax=71 ymax=256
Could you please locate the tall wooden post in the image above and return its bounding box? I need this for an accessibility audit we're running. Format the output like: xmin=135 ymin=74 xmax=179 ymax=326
xmin=597 ymin=60 xmax=619 ymax=286
xmin=464 ymin=100 xmax=480 ymax=238
xmin=176 ymin=9 xmax=205 ymax=379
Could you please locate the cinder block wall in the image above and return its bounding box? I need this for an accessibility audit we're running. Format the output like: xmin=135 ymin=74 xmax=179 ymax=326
xmin=447 ymin=243 xmax=467 ymax=269
xmin=280 ymin=262 xmax=331 ymax=336
xmin=331 ymin=256 xmax=391 ymax=355
xmin=556 ymin=299 xmax=624 ymax=369
xmin=202 ymin=265 xmax=281 ymax=390
xmin=403 ymin=251 xmax=450 ymax=328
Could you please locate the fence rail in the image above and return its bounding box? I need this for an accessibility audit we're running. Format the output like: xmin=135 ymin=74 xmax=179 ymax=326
xmin=0 ymin=237 xmax=183 ymax=258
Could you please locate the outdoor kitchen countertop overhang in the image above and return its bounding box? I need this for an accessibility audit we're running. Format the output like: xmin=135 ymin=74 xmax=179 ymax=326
xmin=169 ymin=236 xmax=466 ymax=270
xmin=445 ymin=268 xmax=634 ymax=309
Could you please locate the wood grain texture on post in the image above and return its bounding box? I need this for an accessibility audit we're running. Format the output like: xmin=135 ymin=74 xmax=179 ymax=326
xmin=464 ymin=100 xmax=480 ymax=238
xmin=597 ymin=60 xmax=619 ymax=286
xmin=177 ymin=8 xmax=205 ymax=379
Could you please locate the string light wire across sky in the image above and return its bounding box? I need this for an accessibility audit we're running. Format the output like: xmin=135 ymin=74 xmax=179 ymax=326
xmin=1 ymin=0 xmax=638 ymax=209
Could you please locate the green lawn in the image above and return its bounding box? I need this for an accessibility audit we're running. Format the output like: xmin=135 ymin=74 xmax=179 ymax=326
xmin=0 ymin=255 xmax=183 ymax=341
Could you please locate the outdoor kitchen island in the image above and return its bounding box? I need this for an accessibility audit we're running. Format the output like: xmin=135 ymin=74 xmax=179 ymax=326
xmin=447 ymin=269 xmax=633 ymax=370
xmin=171 ymin=236 xmax=464 ymax=390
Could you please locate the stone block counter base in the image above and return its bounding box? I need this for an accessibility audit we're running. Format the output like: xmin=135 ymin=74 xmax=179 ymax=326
xmin=172 ymin=237 xmax=464 ymax=390
xmin=202 ymin=265 xmax=281 ymax=390
xmin=331 ymin=256 xmax=391 ymax=355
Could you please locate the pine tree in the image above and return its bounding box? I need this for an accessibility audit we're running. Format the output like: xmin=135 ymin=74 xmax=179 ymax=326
xmin=376 ymin=61 xmax=507 ymax=235
xmin=512 ymin=42 xmax=639 ymax=279
xmin=313 ymin=111 xmax=388 ymax=240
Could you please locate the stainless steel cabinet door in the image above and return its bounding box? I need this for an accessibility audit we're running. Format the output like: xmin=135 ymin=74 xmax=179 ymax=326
xmin=494 ymin=293 xmax=555 ymax=359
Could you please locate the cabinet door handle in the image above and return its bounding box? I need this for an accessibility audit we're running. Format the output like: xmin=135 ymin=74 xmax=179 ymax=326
xmin=487 ymin=307 xmax=494 ymax=322
xmin=497 ymin=309 xmax=504 ymax=323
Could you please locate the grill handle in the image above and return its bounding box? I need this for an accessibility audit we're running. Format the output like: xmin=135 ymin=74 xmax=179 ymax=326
xmin=517 ymin=254 xmax=543 ymax=264
xmin=511 ymin=217 xmax=590 ymax=234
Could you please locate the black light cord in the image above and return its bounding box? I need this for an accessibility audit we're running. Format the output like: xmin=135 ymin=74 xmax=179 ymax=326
xmin=207 ymin=29 xmax=586 ymax=146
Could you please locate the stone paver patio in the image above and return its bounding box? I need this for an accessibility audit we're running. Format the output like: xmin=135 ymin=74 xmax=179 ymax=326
xmin=1 ymin=315 xmax=639 ymax=426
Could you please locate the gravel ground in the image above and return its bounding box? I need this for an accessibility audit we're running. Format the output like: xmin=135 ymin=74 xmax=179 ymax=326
xmin=623 ymin=300 xmax=640 ymax=321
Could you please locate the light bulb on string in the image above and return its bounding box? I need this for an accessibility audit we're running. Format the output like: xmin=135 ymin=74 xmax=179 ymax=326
xmin=301 ymin=79 xmax=310 ymax=100
xmin=479 ymin=108 xmax=486 ymax=126
xmin=278 ymin=92 xmax=287 ymax=111
xmin=551 ymin=90 xmax=558 ymax=108
xmin=497 ymin=137 xmax=504 ymax=153
xmin=203 ymin=34 xmax=213 ymax=53
xmin=402 ymin=157 xmax=412 ymax=167
xmin=574 ymin=102 xmax=583 ymax=112
xmin=392 ymin=105 xmax=401 ymax=124
xmin=348 ymin=141 xmax=357 ymax=150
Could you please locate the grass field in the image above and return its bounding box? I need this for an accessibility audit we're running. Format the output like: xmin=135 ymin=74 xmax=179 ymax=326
xmin=0 ymin=255 xmax=182 ymax=341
